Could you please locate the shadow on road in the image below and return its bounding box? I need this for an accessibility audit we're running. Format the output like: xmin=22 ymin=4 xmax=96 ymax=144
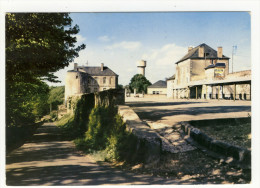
xmin=127 ymin=101 xmax=207 ymax=108
xmin=133 ymin=106 xmax=251 ymax=121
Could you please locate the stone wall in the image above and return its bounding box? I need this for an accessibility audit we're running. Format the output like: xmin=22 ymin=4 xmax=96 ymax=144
xmin=95 ymin=89 xmax=125 ymax=106
xmin=65 ymin=89 xmax=125 ymax=113
xmin=118 ymin=105 xmax=161 ymax=164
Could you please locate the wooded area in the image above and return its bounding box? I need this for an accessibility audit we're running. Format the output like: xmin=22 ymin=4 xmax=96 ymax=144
xmin=6 ymin=13 xmax=85 ymax=127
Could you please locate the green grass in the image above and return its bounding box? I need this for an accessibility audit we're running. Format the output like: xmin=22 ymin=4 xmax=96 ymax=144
xmin=197 ymin=122 xmax=251 ymax=149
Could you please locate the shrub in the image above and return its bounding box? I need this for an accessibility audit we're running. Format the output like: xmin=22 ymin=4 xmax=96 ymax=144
xmin=84 ymin=106 xmax=116 ymax=150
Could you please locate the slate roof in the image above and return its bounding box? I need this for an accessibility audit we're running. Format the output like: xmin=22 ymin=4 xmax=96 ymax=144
xmin=68 ymin=66 xmax=118 ymax=76
xmin=176 ymin=43 xmax=230 ymax=64
xmin=148 ymin=80 xmax=167 ymax=88
xmin=205 ymin=62 xmax=226 ymax=70
xmin=205 ymin=64 xmax=215 ymax=70
xmin=167 ymin=74 xmax=175 ymax=80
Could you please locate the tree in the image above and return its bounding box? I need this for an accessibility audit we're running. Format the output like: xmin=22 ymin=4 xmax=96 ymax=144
xmin=129 ymin=74 xmax=152 ymax=94
xmin=48 ymin=86 xmax=65 ymax=112
xmin=6 ymin=13 xmax=85 ymax=126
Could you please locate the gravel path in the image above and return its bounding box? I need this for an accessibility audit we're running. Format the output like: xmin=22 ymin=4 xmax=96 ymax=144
xmin=6 ymin=122 xmax=178 ymax=186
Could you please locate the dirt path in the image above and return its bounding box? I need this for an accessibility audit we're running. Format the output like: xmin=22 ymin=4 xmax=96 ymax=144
xmin=6 ymin=122 xmax=178 ymax=186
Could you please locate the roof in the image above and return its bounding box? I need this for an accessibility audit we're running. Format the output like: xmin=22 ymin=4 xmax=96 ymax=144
xmin=205 ymin=62 xmax=226 ymax=70
xmin=167 ymin=74 xmax=175 ymax=81
xmin=215 ymin=63 xmax=226 ymax=67
xmin=205 ymin=64 xmax=215 ymax=70
xmin=148 ymin=80 xmax=167 ymax=88
xmin=176 ymin=43 xmax=230 ymax=64
xmin=68 ymin=66 xmax=118 ymax=76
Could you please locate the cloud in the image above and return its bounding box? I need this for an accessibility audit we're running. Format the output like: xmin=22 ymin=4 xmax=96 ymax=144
xmin=75 ymin=34 xmax=86 ymax=45
xmin=142 ymin=43 xmax=186 ymax=66
xmin=98 ymin=35 xmax=111 ymax=42
xmin=106 ymin=41 xmax=142 ymax=51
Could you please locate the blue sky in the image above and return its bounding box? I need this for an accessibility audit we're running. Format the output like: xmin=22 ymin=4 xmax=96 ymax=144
xmin=51 ymin=12 xmax=251 ymax=86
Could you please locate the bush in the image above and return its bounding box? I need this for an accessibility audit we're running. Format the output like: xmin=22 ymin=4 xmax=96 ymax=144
xmin=84 ymin=106 xmax=116 ymax=150
xmin=58 ymin=94 xmax=141 ymax=163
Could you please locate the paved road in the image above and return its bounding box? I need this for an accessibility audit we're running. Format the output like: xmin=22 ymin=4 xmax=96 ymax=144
xmin=6 ymin=122 xmax=180 ymax=186
xmin=126 ymin=98 xmax=251 ymax=130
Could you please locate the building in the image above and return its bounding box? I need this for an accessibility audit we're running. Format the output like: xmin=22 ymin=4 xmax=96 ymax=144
xmin=65 ymin=63 xmax=118 ymax=102
xmin=166 ymin=75 xmax=175 ymax=98
xmin=147 ymin=80 xmax=167 ymax=95
xmin=137 ymin=60 xmax=147 ymax=76
xmin=169 ymin=43 xmax=251 ymax=100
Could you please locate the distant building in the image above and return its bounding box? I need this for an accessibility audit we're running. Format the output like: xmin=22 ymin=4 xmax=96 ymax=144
xmin=168 ymin=43 xmax=251 ymax=100
xmin=65 ymin=63 xmax=118 ymax=102
xmin=147 ymin=80 xmax=167 ymax=95
xmin=166 ymin=75 xmax=175 ymax=98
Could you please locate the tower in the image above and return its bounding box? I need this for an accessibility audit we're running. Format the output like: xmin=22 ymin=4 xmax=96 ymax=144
xmin=137 ymin=60 xmax=146 ymax=76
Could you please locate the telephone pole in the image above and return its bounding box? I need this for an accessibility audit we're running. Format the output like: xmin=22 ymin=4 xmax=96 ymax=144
xmin=232 ymin=45 xmax=237 ymax=73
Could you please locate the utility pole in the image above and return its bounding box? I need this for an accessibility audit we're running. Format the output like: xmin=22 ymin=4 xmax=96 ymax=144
xmin=232 ymin=45 xmax=237 ymax=73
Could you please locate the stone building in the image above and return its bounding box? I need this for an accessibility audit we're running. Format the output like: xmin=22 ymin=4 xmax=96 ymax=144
xmin=147 ymin=80 xmax=167 ymax=95
xmin=65 ymin=63 xmax=118 ymax=102
xmin=166 ymin=75 xmax=176 ymax=98
xmin=168 ymin=43 xmax=251 ymax=100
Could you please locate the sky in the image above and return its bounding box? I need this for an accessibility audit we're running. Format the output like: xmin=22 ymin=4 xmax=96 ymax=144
xmin=50 ymin=12 xmax=251 ymax=86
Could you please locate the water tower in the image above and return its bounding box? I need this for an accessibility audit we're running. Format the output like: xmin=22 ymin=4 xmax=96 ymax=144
xmin=137 ymin=60 xmax=147 ymax=76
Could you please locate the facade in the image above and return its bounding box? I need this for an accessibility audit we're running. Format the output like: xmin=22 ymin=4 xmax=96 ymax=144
xmin=65 ymin=63 xmax=118 ymax=102
xmin=168 ymin=43 xmax=251 ymax=100
xmin=147 ymin=80 xmax=167 ymax=95
xmin=167 ymin=75 xmax=176 ymax=98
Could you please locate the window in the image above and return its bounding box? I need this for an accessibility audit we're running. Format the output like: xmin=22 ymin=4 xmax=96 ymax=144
xmin=109 ymin=77 xmax=112 ymax=84
xmin=76 ymin=75 xmax=78 ymax=79
xmin=153 ymin=91 xmax=160 ymax=94
xmin=103 ymin=77 xmax=106 ymax=84
xmin=94 ymin=77 xmax=98 ymax=84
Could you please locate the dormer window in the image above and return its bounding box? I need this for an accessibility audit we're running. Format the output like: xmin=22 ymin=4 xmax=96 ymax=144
xmin=204 ymin=52 xmax=209 ymax=57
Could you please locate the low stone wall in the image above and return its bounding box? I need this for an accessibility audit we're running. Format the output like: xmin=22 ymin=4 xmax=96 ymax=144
xmin=144 ymin=94 xmax=167 ymax=98
xmin=181 ymin=121 xmax=251 ymax=168
xmin=118 ymin=105 xmax=161 ymax=165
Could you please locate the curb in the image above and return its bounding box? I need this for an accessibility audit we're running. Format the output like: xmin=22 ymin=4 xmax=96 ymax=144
xmin=181 ymin=122 xmax=251 ymax=169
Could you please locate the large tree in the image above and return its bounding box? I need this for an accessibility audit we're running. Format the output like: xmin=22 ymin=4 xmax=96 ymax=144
xmin=6 ymin=13 xmax=85 ymax=126
xmin=129 ymin=74 xmax=152 ymax=94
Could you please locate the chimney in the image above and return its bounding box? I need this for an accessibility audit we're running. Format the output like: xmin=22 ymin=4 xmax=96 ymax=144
xmin=217 ymin=47 xmax=223 ymax=58
xmin=74 ymin=63 xmax=78 ymax=71
xmin=198 ymin=46 xmax=204 ymax=57
xmin=101 ymin=63 xmax=104 ymax=71
xmin=188 ymin=46 xmax=193 ymax=52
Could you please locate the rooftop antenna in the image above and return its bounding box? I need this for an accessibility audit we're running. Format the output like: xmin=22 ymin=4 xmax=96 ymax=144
xmin=86 ymin=60 xmax=88 ymax=66
xmin=232 ymin=45 xmax=237 ymax=73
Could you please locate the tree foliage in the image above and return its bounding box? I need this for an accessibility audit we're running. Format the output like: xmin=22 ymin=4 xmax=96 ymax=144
xmin=129 ymin=74 xmax=152 ymax=94
xmin=48 ymin=86 xmax=65 ymax=110
xmin=6 ymin=13 xmax=85 ymax=127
